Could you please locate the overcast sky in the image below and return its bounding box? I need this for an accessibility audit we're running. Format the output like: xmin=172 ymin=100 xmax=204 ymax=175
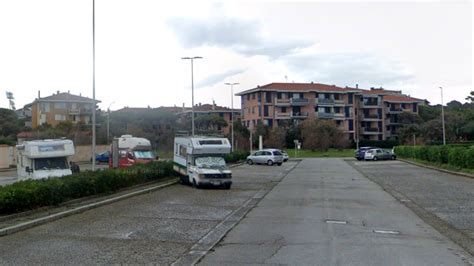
xmin=0 ymin=0 xmax=472 ymax=111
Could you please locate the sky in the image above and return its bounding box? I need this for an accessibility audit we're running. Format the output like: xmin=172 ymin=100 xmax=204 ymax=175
xmin=0 ymin=0 xmax=472 ymax=111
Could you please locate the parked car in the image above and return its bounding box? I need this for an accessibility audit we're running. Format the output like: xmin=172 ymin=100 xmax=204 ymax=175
xmin=278 ymin=150 xmax=289 ymax=162
xmin=355 ymin=146 xmax=377 ymax=161
xmin=91 ymin=151 xmax=110 ymax=164
xmin=364 ymin=148 xmax=396 ymax=161
xmin=246 ymin=149 xmax=284 ymax=166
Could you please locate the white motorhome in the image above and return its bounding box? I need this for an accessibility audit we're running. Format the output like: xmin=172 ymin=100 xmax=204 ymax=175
xmin=16 ymin=139 xmax=75 ymax=180
xmin=173 ymin=136 xmax=232 ymax=189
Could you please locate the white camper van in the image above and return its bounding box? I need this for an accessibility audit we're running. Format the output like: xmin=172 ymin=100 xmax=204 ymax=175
xmin=16 ymin=139 xmax=75 ymax=180
xmin=173 ymin=136 xmax=232 ymax=189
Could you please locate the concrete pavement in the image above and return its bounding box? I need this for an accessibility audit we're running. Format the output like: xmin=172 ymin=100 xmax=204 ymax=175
xmin=199 ymin=158 xmax=473 ymax=265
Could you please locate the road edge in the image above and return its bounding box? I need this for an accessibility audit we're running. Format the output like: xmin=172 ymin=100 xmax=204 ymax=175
xmin=398 ymin=158 xmax=474 ymax=179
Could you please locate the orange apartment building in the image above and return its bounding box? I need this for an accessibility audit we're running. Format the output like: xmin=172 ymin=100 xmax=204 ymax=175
xmin=237 ymin=83 xmax=425 ymax=141
xmin=23 ymin=91 xmax=101 ymax=129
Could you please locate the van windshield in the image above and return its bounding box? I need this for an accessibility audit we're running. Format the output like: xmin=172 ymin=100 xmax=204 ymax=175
xmin=34 ymin=157 xmax=69 ymax=170
xmin=133 ymin=151 xmax=155 ymax=159
xmin=195 ymin=157 xmax=227 ymax=169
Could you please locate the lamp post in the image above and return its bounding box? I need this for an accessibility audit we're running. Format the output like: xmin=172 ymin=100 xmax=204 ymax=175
xmin=225 ymin=82 xmax=239 ymax=152
xmin=107 ymin=101 xmax=115 ymax=144
xmin=182 ymin=56 xmax=203 ymax=136
xmin=440 ymin=86 xmax=446 ymax=145
xmin=91 ymin=0 xmax=96 ymax=171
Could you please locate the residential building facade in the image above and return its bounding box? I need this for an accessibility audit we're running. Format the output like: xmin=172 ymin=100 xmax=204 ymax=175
xmin=237 ymin=83 xmax=424 ymax=141
xmin=24 ymin=91 xmax=100 ymax=129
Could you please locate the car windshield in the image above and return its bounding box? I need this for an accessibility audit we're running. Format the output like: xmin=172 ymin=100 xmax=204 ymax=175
xmin=34 ymin=157 xmax=69 ymax=170
xmin=195 ymin=156 xmax=227 ymax=169
xmin=273 ymin=151 xmax=283 ymax=156
xmin=133 ymin=151 xmax=155 ymax=159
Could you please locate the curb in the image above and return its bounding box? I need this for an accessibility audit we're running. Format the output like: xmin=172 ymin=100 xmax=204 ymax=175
xmin=0 ymin=178 xmax=178 ymax=237
xmin=399 ymin=159 xmax=474 ymax=179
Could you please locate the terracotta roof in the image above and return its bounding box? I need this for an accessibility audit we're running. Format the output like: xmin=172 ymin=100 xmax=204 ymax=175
xmin=383 ymin=95 xmax=424 ymax=103
xmin=34 ymin=92 xmax=100 ymax=103
xmin=236 ymin=82 xmax=358 ymax=95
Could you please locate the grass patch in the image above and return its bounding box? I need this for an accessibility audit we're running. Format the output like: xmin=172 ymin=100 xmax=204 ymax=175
xmin=289 ymin=149 xmax=354 ymax=158
xmin=402 ymin=158 xmax=474 ymax=175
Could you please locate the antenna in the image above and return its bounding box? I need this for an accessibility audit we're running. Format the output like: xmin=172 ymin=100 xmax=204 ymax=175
xmin=285 ymin=75 xmax=288 ymax=82
xmin=5 ymin=91 xmax=15 ymax=110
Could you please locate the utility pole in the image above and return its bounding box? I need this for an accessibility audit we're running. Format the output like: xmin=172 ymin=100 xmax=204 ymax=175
xmin=91 ymin=0 xmax=96 ymax=171
xmin=440 ymin=87 xmax=446 ymax=145
xmin=182 ymin=57 xmax=203 ymax=136
xmin=225 ymin=82 xmax=239 ymax=152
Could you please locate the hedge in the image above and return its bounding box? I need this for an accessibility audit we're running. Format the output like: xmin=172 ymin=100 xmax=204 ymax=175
xmin=225 ymin=150 xmax=250 ymax=163
xmin=353 ymin=140 xmax=399 ymax=149
xmin=394 ymin=145 xmax=474 ymax=170
xmin=0 ymin=161 xmax=177 ymax=214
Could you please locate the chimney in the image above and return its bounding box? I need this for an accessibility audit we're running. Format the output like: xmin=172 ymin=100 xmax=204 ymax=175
xmin=311 ymin=81 xmax=314 ymax=84
xmin=57 ymin=90 xmax=60 ymax=94
xmin=38 ymin=90 xmax=41 ymax=99
xmin=68 ymin=90 xmax=70 ymax=94
xmin=356 ymin=84 xmax=358 ymax=89
xmin=212 ymin=100 xmax=216 ymax=110
xmin=199 ymin=102 xmax=201 ymax=106
xmin=182 ymin=103 xmax=185 ymax=112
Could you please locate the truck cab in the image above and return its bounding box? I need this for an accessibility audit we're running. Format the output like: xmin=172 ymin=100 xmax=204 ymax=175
xmin=109 ymin=135 xmax=156 ymax=168
xmin=16 ymin=139 xmax=75 ymax=180
xmin=173 ymin=137 xmax=232 ymax=189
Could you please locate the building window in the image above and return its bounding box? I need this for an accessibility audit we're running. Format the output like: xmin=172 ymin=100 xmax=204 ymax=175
xmin=277 ymin=92 xmax=282 ymax=99
xmin=252 ymin=93 xmax=256 ymax=100
xmin=413 ymin=103 xmax=418 ymax=112
xmin=266 ymin=92 xmax=272 ymax=103
xmin=334 ymin=94 xmax=340 ymax=100
xmin=401 ymin=103 xmax=406 ymax=109
xmin=264 ymin=105 xmax=269 ymax=116
xmin=281 ymin=107 xmax=287 ymax=113
xmin=348 ymin=93 xmax=353 ymax=104
xmin=252 ymin=106 xmax=256 ymax=114
xmin=349 ymin=120 xmax=354 ymax=130
xmin=40 ymin=103 xmax=50 ymax=112
xmin=334 ymin=107 xmax=340 ymax=113
xmin=54 ymin=114 xmax=66 ymax=121
xmin=54 ymin=102 xmax=66 ymax=109
xmin=336 ymin=120 xmax=342 ymax=126
xmin=247 ymin=94 xmax=250 ymax=101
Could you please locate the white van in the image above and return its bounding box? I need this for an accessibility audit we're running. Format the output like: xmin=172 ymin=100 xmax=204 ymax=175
xmin=16 ymin=139 xmax=75 ymax=180
xmin=173 ymin=136 xmax=232 ymax=189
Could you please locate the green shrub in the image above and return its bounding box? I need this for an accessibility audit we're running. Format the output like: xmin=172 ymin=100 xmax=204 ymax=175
xmin=225 ymin=150 xmax=250 ymax=163
xmin=0 ymin=161 xmax=177 ymax=214
xmin=396 ymin=145 xmax=473 ymax=170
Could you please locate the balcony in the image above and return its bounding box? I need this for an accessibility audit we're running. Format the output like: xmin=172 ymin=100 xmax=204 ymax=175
xmin=362 ymin=128 xmax=382 ymax=135
xmin=362 ymin=101 xmax=381 ymax=108
xmin=275 ymin=98 xmax=291 ymax=106
xmin=291 ymin=111 xmax=309 ymax=118
xmin=387 ymin=108 xmax=403 ymax=114
xmin=315 ymin=98 xmax=334 ymax=105
xmin=290 ymin=98 xmax=309 ymax=106
xmin=69 ymin=108 xmax=93 ymax=115
xmin=317 ymin=112 xmax=334 ymax=119
xmin=334 ymin=113 xmax=345 ymax=119
xmin=275 ymin=112 xmax=291 ymax=119
xmin=386 ymin=119 xmax=400 ymax=125
xmin=362 ymin=114 xmax=382 ymax=121
xmin=69 ymin=108 xmax=80 ymax=115
xmin=334 ymin=99 xmax=345 ymax=105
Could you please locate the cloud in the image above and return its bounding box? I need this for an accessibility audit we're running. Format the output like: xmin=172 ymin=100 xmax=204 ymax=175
xmin=283 ymin=52 xmax=415 ymax=87
xmin=195 ymin=68 xmax=247 ymax=88
xmin=167 ymin=16 xmax=311 ymax=58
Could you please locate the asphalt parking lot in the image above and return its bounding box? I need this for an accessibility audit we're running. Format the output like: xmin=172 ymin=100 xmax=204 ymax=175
xmin=348 ymin=159 xmax=474 ymax=254
xmin=0 ymin=162 xmax=297 ymax=264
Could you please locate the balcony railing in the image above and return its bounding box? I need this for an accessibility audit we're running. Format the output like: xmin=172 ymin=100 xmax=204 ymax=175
xmin=362 ymin=128 xmax=382 ymax=134
xmin=291 ymin=111 xmax=309 ymax=118
xmin=69 ymin=108 xmax=93 ymax=115
xmin=275 ymin=112 xmax=291 ymax=119
xmin=388 ymin=108 xmax=403 ymax=113
xmin=317 ymin=112 xmax=334 ymax=118
xmin=334 ymin=99 xmax=345 ymax=105
xmin=363 ymin=114 xmax=381 ymax=120
xmin=334 ymin=113 xmax=345 ymax=119
xmin=290 ymin=98 xmax=309 ymax=106
xmin=362 ymin=101 xmax=380 ymax=107
xmin=275 ymin=98 xmax=291 ymax=106
xmin=315 ymin=98 xmax=334 ymax=105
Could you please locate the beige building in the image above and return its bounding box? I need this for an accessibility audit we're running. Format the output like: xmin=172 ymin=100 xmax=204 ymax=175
xmin=237 ymin=82 xmax=425 ymax=141
xmin=23 ymin=91 xmax=100 ymax=129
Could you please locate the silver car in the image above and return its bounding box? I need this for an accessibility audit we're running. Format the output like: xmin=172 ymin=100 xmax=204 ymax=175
xmin=246 ymin=149 xmax=284 ymax=166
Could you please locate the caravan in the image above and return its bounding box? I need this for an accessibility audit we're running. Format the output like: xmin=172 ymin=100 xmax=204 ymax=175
xmin=173 ymin=136 xmax=232 ymax=189
xmin=16 ymin=139 xmax=76 ymax=180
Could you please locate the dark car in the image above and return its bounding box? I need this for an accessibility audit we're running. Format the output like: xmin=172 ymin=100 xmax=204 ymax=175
xmin=355 ymin=147 xmax=376 ymax=161
xmin=92 ymin=151 xmax=110 ymax=164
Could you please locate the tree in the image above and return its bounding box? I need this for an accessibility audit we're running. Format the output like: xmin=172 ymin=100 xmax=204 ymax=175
xmin=465 ymin=91 xmax=474 ymax=103
xmin=195 ymin=114 xmax=228 ymax=133
xmin=299 ymin=118 xmax=346 ymax=151
xmin=266 ymin=127 xmax=286 ymax=149
xmin=0 ymin=108 xmax=22 ymax=143
xmin=233 ymin=120 xmax=250 ymax=150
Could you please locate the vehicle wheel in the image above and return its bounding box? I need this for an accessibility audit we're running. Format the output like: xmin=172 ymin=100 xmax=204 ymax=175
xmin=192 ymin=179 xmax=199 ymax=188
xmin=356 ymin=158 xmax=362 ymax=161
xmin=224 ymin=183 xmax=231 ymax=190
xmin=373 ymin=157 xmax=378 ymax=161
xmin=267 ymin=160 xmax=274 ymax=166
xmin=277 ymin=163 xmax=282 ymax=166
xmin=391 ymin=155 xmax=396 ymax=160
xmin=247 ymin=159 xmax=253 ymax=165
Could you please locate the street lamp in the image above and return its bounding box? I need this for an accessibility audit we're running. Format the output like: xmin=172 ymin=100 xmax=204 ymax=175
xmin=440 ymin=86 xmax=446 ymax=145
xmin=107 ymin=101 xmax=115 ymax=144
xmin=225 ymin=82 xmax=239 ymax=152
xmin=91 ymin=0 xmax=97 ymax=171
xmin=182 ymin=56 xmax=203 ymax=136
